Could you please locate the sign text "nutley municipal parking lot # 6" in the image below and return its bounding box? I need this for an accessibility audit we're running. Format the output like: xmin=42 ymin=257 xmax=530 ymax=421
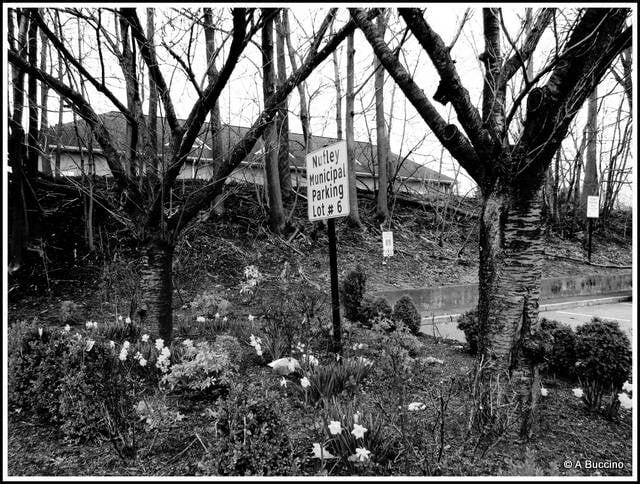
xmin=306 ymin=140 xmax=350 ymax=221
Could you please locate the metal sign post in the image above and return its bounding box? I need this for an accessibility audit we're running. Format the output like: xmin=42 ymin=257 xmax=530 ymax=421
xmin=306 ymin=140 xmax=350 ymax=354
xmin=586 ymin=195 xmax=599 ymax=263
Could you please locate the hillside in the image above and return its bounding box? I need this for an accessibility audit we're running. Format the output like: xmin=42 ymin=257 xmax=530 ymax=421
xmin=7 ymin=180 xmax=632 ymax=324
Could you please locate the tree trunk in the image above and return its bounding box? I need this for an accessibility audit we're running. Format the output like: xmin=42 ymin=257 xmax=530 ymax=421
xmin=476 ymin=184 xmax=544 ymax=439
xmin=332 ymin=33 xmax=343 ymax=141
xmin=203 ymin=7 xmax=226 ymax=215
xmin=374 ymin=15 xmax=389 ymax=223
xmin=26 ymin=11 xmax=39 ymax=179
xmin=275 ymin=12 xmax=292 ymax=199
xmin=147 ymin=8 xmax=158 ymax=174
xmin=39 ymin=11 xmax=52 ymax=177
xmin=345 ymin=31 xmax=361 ymax=227
xmin=262 ymin=9 xmax=285 ymax=233
xmin=137 ymin=237 xmax=174 ymax=342
xmin=282 ymin=10 xmax=311 ymax=152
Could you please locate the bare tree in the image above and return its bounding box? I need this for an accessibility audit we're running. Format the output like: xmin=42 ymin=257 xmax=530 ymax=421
xmin=275 ymin=11 xmax=292 ymax=198
xmin=580 ymin=87 xmax=599 ymax=215
xmin=351 ymin=6 xmax=631 ymax=436
xmin=10 ymin=7 xmax=368 ymax=341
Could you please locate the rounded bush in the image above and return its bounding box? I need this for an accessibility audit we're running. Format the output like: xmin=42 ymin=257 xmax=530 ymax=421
xmin=392 ymin=295 xmax=421 ymax=335
xmin=357 ymin=297 xmax=392 ymax=327
xmin=575 ymin=318 xmax=631 ymax=391
xmin=340 ymin=266 xmax=367 ymax=322
xmin=457 ymin=310 xmax=479 ymax=355
xmin=539 ymin=318 xmax=577 ymax=378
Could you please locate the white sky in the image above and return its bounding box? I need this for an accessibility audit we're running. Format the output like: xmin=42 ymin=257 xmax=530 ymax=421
xmin=4 ymin=4 xmax=635 ymax=204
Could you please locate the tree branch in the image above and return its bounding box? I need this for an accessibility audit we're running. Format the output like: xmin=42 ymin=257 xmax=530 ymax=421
xmin=351 ymin=8 xmax=483 ymax=183
xmin=399 ymin=8 xmax=493 ymax=153
xmin=501 ymin=8 xmax=555 ymax=84
xmin=169 ymin=10 xmax=378 ymax=234
xmin=8 ymin=48 xmax=132 ymax=191
xmin=119 ymin=8 xmax=181 ymax=137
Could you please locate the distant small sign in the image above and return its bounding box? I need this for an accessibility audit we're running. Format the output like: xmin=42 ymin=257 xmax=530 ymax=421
xmin=382 ymin=231 xmax=394 ymax=257
xmin=306 ymin=140 xmax=350 ymax=221
xmin=586 ymin=195 xmax=600 ymax=218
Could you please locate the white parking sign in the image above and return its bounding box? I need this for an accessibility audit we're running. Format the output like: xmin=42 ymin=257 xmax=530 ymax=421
xmin=306 ymin=140 xmax=350 ymax=221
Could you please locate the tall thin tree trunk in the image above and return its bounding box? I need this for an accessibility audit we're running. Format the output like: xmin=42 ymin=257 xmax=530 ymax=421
xmin=147 ymin=8 xmax=158 ymax=174
xmin=275 ymin=12 xmax=292 ymax=198
xmin=38 ymin=12 xmax=52 ymax=177
xmin=203 ymin=7 xmax=226 ymax=215
xmin=54 ymin=11 xmax=64 ymax=178
xmin=283 ymin=10 xmax=311 ymax=152
xmin=262 ymin=9 xmax=285 ymax=233
xmin=332 ymin=29 xmax=343 ymax=140
xmin=26 ymin=11 xmax=39 ymax=179
xmin=345 ymin=31 xmax=361 ymax=227
xmin=374 ymin=14 xmax=389 ymax=223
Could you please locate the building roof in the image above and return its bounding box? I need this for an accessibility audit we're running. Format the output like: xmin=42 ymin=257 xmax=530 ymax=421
xmin=47 ymin=111 xmax=455 ymax=185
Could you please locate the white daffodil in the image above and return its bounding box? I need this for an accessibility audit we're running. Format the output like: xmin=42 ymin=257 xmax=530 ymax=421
xmin=109 ymin=340 xmax=115 ymax=349
xmin=38 ymin=328 xmax=43 ymax=338
xmin=351 ymin=423 xmax=368 ymax=439
xmin=64 ymin=324 xmax=71 ymax=332
xmin=141 ymin=334 xmax=149 ymax=343
xmin=196 ymin=316 xmax=206 ymax=323
xmin=540 ymin=387 xmax=549 ymax=397
xmin=572 ymin=388 xmax=584 ymax=398
xmin=407 ymin=402 xmax=426 ymax=411
xmin=85 ymin=339 xmax=95 ymax=352
xmin=618 ymin=392 xmax=633 ymax=410
xmin=248 ymin=314 xmax=256 ymax=322
xmin=139 ymin=358 xmax=147 ymax=367
xmin=300 ymin=376 xmax=311 ymax=389
xmin=155 ymin=338 xmax=164 ymax=351
xmin=125 ymin=317 xmax=131 ymax=324
xmin=328 ymin=420 xmax=342 ymax=435
xmin=215 ymin=312 xmax=220 ymax=319
xmin=280 ymin=377 xmax=288 ymax=387
xmin=123 ymin=340 xmax=131 ymax=350
xmin=353 ymin=447 xmax=371 ymax=462
xmin=222 ymin=316 xmax=228 ymax=322
xmin=622 ymin=381 xmax=633 ymax=393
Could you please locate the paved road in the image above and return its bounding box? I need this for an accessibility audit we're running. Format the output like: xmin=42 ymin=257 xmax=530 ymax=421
xmin=540 ymin=301 xmax=633 ymax=337
xmin=421 ymin=300 xmax=634 ymax=342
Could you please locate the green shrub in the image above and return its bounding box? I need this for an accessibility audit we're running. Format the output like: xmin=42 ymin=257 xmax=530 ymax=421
xmin=392 ymin=295 xmax=421 ymax=335
xmin=539 ymin=318 xmax=577 ymax=378
xmin=340 ymin=266 xmax=367 ymax=322
xmin=196 ymin=387 xmax=297 ymax=476
xmin=190 ymin=290 xmax=231 ymax=319
xmin=161 ymin=337 xmax=239 ymax=393
xmin=357 ymin=297 xmax=393 ymax=327
xmin=574 ymin=318 xmax=632 ymax=413
xmin=8 ymin=321 xmax=68 ymax=421
xmin=457 ymin=310 xmax=479 ymax=355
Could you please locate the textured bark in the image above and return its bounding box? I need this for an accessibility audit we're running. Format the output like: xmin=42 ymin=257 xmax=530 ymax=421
xmin=275 ymin=12 xmax=292 ymax=197
xmin=147 ymin=8 xmax=158 ymax=173
xmin=38 ymin=11 xmax=52 ymax=177
xmin=26 ymin=11 xmax=39 ymax=179
xmin=477 ymin=182 xmax=544 ymax=438
xmin=203 ymin=7 xmax=226 ymax=214
xmin=137 ymin=238 xmax=174 ymax=342
xmin=332 ymin=33 xmax=343 ymax=141
xmin=345 ymin=32 xmax=361 ymax=226
xmin=262 ymin=9 xmax=286 ymax=234
xmin=374 ymin=14 xmax=389 ymax=223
